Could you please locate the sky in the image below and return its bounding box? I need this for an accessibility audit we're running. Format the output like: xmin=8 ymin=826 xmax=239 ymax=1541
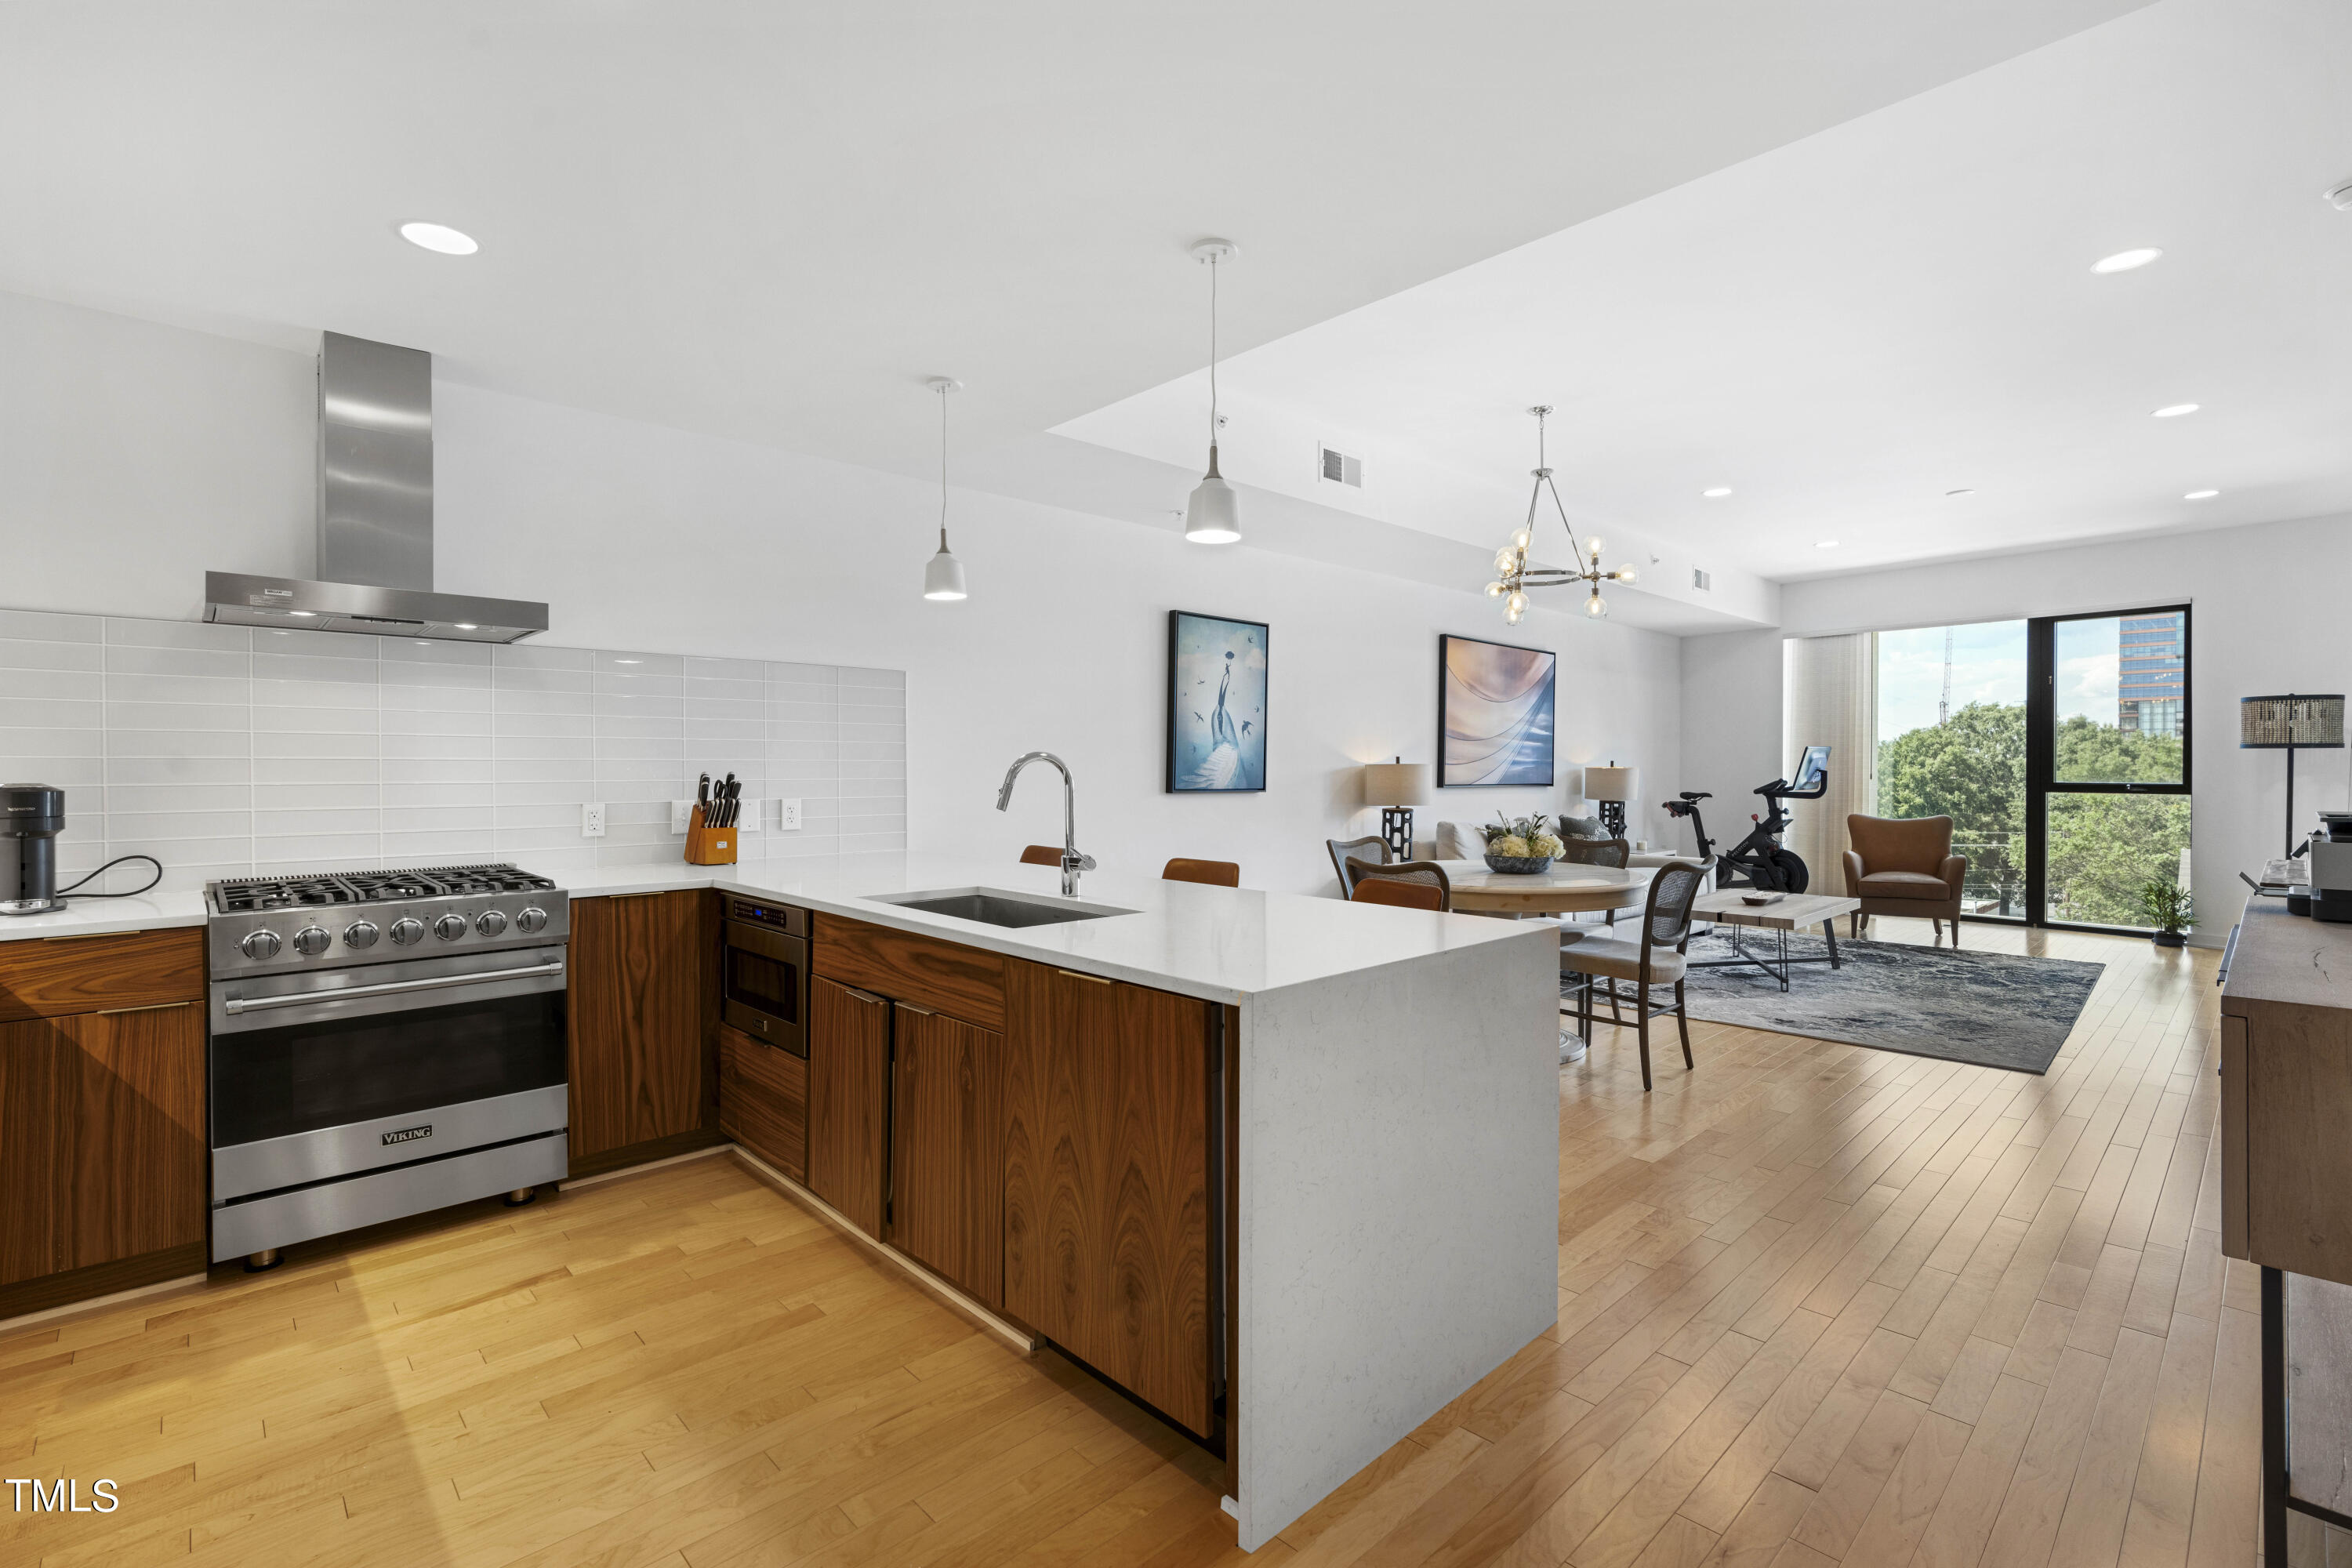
xmin=1875 ymin=617 xmax=2129 ymax=740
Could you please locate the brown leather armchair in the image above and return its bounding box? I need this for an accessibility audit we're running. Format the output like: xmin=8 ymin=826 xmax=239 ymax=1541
xmin=1844 ymin=815 xmax=1969 ymax=945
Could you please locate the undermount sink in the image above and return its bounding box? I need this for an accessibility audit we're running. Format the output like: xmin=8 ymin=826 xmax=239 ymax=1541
xmin=867 ymin=887 xmax=1137 ymax=929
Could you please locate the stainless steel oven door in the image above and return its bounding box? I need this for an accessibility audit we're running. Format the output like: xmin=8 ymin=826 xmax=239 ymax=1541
xmin=208 ymin=945 xmax=569 ymax=1187
xmin=721 ymin=919 xmax=807 ymax=1057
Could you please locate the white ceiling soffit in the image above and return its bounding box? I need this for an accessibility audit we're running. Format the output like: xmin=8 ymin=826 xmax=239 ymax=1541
xmin=0 ymin=0 xmax=2151 ymax=495
xmin=1056 ymin=0 xmax=2352 ymax=586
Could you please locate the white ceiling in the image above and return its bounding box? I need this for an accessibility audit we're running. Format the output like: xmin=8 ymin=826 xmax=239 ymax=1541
xmin=1061 ymin=0 xmax=2352 ymax=584
xmin=0 ymin=0 xmax=2147 ymax=499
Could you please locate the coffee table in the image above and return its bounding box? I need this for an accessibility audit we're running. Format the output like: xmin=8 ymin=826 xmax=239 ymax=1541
xmin=1688 ymin=890 xmax=1863 ymax=993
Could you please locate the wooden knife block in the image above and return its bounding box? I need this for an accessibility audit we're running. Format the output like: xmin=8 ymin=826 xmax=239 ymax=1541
xmin=684 ymin=804 xmax=738 ymax=865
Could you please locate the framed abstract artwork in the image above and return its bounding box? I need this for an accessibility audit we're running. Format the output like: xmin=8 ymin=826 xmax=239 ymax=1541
xmin=1438 ymin=633 xmax=1556 ymax=786
xmin=1167 ymin=610 xmax=1268 ymax=793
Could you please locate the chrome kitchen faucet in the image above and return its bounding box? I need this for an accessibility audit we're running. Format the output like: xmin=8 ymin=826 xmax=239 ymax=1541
xmin=996 ymin=751 xmax=1094 ymax=897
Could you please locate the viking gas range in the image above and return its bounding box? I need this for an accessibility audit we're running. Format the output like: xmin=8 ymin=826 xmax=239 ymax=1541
xmin=204 ymin=864 xmax=571 ymax=1268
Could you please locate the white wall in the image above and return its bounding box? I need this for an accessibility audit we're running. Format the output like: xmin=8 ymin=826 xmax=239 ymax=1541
xmin=0 ymin=289 xmax=1685 ymax=895
xmin=1675 ymin=628 xmax=1788 ymax=859
xmin=1770 ymin=514 xmax=2352 ymax=943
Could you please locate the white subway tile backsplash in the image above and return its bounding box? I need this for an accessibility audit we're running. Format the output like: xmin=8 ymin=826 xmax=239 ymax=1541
xmin=0 ymin=610 xmax=905 ymax=881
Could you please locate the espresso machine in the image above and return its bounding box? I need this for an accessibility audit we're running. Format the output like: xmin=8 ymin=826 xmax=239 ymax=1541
xmin=2 ymin=784 xmax=67 ymax=916
xmin=2307 ymin=812 xmax=2352 ymax=923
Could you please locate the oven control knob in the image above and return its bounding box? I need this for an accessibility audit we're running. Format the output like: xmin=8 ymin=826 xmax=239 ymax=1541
xmin=516 ymin=906 xmax=549 ymax=935
xmin=239 ymin=928 xmax=282 ymax=961
xmin=389 ymin=917 xmax=426 ymax=946
xmin=434 ymin=913 xmax=468 ymax=942
xmin=292 ymin=925 xmax=332 ymax=957
xmin=344 ymin=920 xmax=379 ymax=949
xmin=476 ymin=909 xmax=510 ymax=938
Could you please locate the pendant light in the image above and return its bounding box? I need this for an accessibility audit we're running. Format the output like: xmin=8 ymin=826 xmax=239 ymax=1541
xmin=920 ymin=376 xmax=967 ymax=601
xmin=1183 ymin=238 xmax=1243 ymax=544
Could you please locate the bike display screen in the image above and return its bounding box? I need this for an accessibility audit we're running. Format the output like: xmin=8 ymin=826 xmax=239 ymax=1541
xmin=1791 ymin=745 xmax=1831 ymax=793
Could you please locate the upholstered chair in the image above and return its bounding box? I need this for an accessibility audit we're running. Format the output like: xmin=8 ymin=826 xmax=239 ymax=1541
xmin=1349 ymin=862 xmax=1452 ymax=912
xmin=1843 ymin=815 xmax=1969 ymax=944
xmin=1557 ymin=858 xmax=1707 ymax=1091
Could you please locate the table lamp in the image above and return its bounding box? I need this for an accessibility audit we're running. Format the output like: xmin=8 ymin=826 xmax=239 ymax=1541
xmin=2241 ymin=695 xmax=2346 ymax=856
xmin=1363 ymin=757 xmax=1432 ymax=861
xmin=1582 ymin=762 xmax=1636 ymax=840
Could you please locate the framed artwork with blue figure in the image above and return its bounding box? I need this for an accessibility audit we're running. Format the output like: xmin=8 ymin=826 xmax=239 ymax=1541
xmin=1438 ymin=633 xmax=1556 ymax=786
xmin=1167 ymin=610 xmax=1268 ymax=793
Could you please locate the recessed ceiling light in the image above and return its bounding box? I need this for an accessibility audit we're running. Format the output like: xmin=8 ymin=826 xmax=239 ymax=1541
xmin=2183 ymin=488 xmax=2220 ymax=499
xmin=1945 ymin=488 xmax=1976 ymax=497
xmin=289 ymin=609 xmax=316 ymax=617
xmin=398 ymin=221 xmax=478 ymax=256
xmin=1814 ymin=539 xmax=1840 ymax=550
xmin=453 ymin=622 xmax=477 ymax=630
xmin=2151 ymin=403 xmax=2200 ymax=418
xmin=1701 ymin=486 xmax=1733 ymax=499
xmin=615 ymin=658 xmax=641 ymax=665
xmin=2326 ymin=181 xmax=2352 ymax=212
xmin=2091 ymin=247 xmax=2163 ymax=274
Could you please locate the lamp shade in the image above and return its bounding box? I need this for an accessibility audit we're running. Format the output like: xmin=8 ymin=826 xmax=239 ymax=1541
xmin=1184 ymin=450 xmax=1243 ymax=544
xmin=1581 ymin=764 xmax=1636 ymax=803
xmin=1363 ymin=760 xmax=1432 ymax=807
xmin=2241 ymin=695 xmax=2344 ymax=748
xmin=921 ymin=542 xmax=967 ymax=601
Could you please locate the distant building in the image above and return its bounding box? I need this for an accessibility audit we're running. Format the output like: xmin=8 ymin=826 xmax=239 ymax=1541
xmin=2119 ymin=612 xmax=2185 ymax=738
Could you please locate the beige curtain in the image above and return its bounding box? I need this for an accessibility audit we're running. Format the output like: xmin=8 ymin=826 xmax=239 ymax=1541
xmin=1784 ymin=633 xmax=1877 ymax=891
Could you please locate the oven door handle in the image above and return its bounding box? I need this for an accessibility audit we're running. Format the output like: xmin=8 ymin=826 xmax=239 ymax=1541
xmin=222 ymin=958 xmax=567 ymax=1016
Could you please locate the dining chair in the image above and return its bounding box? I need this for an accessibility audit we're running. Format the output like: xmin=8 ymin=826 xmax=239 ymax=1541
xmin=1554 ymin=837 xmax=1634 ymax=928
xmin=1019 ymin=844 xmax=1062 ymax=867
xmin=1350 ymin=861 xmax=1451 ymax=912
xmin=1325 ymin=835 xmax=1390 ymax=897
xmin=1163 ymin=858 xmax=1240 ymax=887
xmin=1558 ymin=857 xmax=1707 ymax=1091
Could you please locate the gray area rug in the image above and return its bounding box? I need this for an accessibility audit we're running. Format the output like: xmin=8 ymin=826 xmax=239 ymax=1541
xmin=1564 ymin=927 xmax=2105 ymax=1075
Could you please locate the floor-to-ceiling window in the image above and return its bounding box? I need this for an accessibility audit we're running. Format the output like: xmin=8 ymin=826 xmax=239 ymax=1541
xmin=1866 ymin=607 xmax=2190 ymax=931
xmin=1874 ymin=619 xmax=2030 ymax=918
xmin=2028 ymin=606 xmax=2191 ymax=929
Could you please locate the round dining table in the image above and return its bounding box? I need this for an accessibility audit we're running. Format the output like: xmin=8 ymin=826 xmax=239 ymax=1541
xmin=1435 ymin=860 xmax=1652 ymax=916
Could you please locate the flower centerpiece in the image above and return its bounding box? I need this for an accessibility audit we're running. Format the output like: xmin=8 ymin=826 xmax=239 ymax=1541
xmin=1480 ymin=811 xmax=1566 ymax=874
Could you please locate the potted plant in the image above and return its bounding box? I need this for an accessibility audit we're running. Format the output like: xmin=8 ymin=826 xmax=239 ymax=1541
xmin=2140 ymin=877 xmax=2193 ymax=949
xmin=1480 ymin=812 xmax=1566 ymax=874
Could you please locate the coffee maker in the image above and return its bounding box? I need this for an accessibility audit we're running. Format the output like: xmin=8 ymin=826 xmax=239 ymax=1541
xmin=2 ymin=784 xmax=66 ymax=916
xmin=2309 ymin=812 xmax=2352 ymax=924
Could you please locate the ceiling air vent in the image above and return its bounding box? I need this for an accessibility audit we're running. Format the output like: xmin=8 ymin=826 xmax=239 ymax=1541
xmin=1692 ymin=568 xmax=1711 ymax=591
xmin=1318 ymin=445 xmax=1362 ymax=488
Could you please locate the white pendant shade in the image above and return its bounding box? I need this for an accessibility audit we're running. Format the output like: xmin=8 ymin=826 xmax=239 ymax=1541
xmin=1185 ymin=447 xmax=1243 ymax=544
xmin=921 ymin=535 xmax=967 ymax=601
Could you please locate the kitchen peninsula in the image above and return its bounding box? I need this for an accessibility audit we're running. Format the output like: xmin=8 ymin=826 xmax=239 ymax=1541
xmin=0 ymin=854 xmax=1559 ymax=1552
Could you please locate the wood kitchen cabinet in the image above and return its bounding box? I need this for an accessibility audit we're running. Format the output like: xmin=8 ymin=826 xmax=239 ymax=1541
xmin=719 ymin=1022 xmax=807 ymax=1181
xmin=807 ymin=975 xmax=890 ymax=1236
xmin=1004 ymin=961 xmax=1214 ymax=1436
xmin=64 ymin=1002 xmax=205 ymax=1270
xmin=0 ymin=930 xmax=206 ymax=1319
xmin=568 ymin=891 xmax=720 ymax=1171
xmin=890 ymin=1005 xmax=1004 ymax=1307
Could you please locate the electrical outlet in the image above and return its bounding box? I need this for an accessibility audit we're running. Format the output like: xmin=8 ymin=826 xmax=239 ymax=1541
xmin=582 ymin=802 xmax=606 ymax=838
xmin=742 ymin=799 xmax=763 ymax=833
xmin=777 ymin=798 xmax=802 ymax=832
xmin=670 ymin=800 xmax=693 ymax=834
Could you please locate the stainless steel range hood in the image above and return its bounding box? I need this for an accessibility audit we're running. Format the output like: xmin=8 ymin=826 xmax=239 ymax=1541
xmin=205 ymin=332 xmax=548 ymax=644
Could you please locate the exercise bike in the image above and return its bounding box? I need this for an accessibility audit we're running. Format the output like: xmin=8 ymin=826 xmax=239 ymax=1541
xmin=1661 ymin=745 xmax=1831 ymax=892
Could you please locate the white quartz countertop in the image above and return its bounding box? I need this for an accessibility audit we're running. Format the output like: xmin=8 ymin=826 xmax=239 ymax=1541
xmin=0 ymin=854 xmax=1544 ymax=1004
xmin=0 ymin=890 xmax=209 ymax=942
xmin=562 ymin=854 xmax=1541 ymax=1004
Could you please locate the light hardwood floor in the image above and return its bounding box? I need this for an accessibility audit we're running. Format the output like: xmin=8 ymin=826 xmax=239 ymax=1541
xmin=0 ymin=916 xmax=2300 ymax=1566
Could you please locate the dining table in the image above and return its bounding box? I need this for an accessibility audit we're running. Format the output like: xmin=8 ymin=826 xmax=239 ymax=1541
xmin=1435 ymin=859 xmax=1653 ymax=917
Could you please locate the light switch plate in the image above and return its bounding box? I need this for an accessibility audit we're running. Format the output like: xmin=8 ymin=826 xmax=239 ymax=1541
xmin=582 ymin=802 xmax=606 ymax=838
xmin=742 ymin=799 xmax=763 ymax=833
xmin=777 ymin=798 xmax=802 ymax=832
xmin=670 ymin=800 xmax=693 ymax=834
